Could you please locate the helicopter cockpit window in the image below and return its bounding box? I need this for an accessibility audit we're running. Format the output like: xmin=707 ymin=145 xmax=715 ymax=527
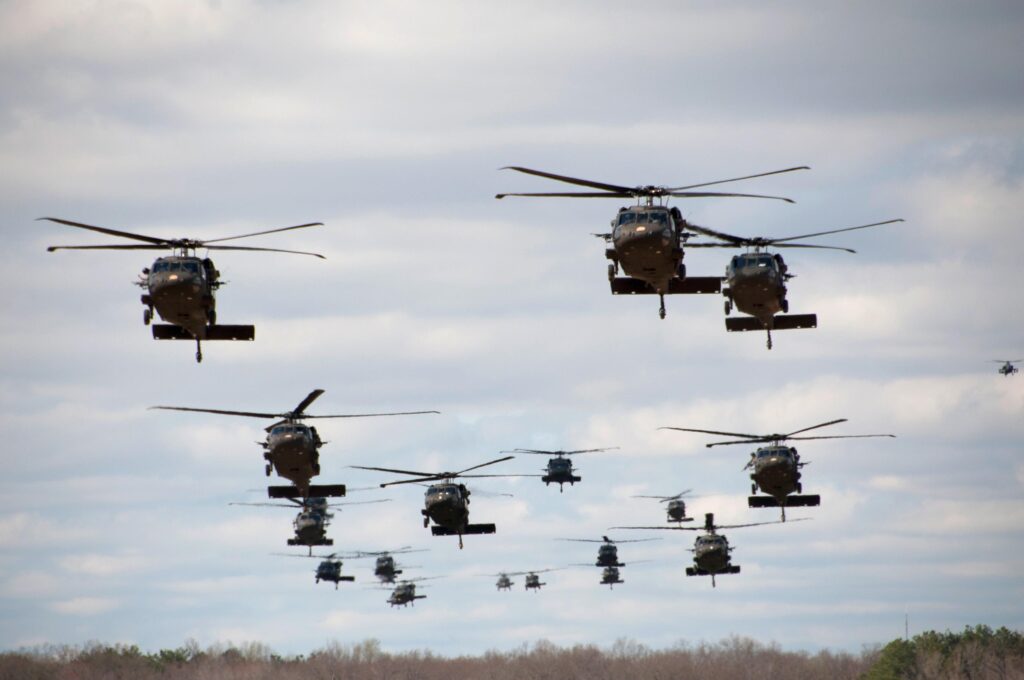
xmin=183 ymin=261 xmax=200 ymax=273
xmin=648 ymin=212 xmax=667 ymax=225
xmin=617 ymin=212 xmax=637 ymax=226
xmin=168 ymin=262 xmax=182 ymax=272
xmin=757 ymin=255 xmax=773 ymax=267
xmin=271 ymin=427 xmax=285 ymax=435
xmin=152 ymin=262 xmax=170 ymax=272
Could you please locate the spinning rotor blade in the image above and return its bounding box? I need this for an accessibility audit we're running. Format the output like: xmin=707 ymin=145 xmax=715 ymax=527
xmin=505 ymin=447 xmax=618 ymax=456
xmin=349 ymin=465 xmax=438 ymax=477
xmin=769 ymin=219 xmax=903 ymax=244
xmin=229 ymin=501 xmax=303 ymax=508
xmin=38 ymin=217 xmax=170 ymax=245
xmin=769 ymin=243 xmax=857 ymax=253
xmin=456 ymin=455 xmax=515 ymax=476
xmin=666 ymin=166 xmax=810 ymax=191
xmin=46 ymin=244 xmax=172 ymax=252
xmin=203 ymin=244 xmax=325 ymax=258
xmin=784 ymin=419 xmax=848 ymax=438
xmin=682 ymin=223 xmax=747 ymax=245
xmin=660 ymin=426 xmax=763 ymax=440
xmin=714 ymin=518 xmax=811 ymax=530
xmin=668 ymin=191 xmax=795 ymax=202
xmin=495 ymin=191 xmax=633 ymax=199
xmin=149 ymin=405 xmax=277 ymax=419
xmin=328 ymin=499 xmax=392 ymax=507
xmin=202 ymin=222 xmax=324 ymax=244
xmin=291 ymin=389 xmax=325 ymax=416
xmin=306 ymin=410 xmax=440 ymax=419
xmin=991 ymin=359 xmax=1022 ymax=363
xmin=786 ymin=434 xmax=896 ymax=442
xmin=499 ymin=166 xmax=633 ymax=194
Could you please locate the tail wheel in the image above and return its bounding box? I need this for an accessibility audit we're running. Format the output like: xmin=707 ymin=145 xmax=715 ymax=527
xmin=143 ymin=308 xmax=152 ymax=325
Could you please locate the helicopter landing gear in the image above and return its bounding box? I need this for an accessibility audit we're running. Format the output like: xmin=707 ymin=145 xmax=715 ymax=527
xmin=724 ymin=299 xmax=732 ymax=315
xmin=458 ymin=534 xmax=464 ymax=550
xmin=143 ymin=308 xmax=152 ymax=325
xmin=207 ymin=309 xmax=216 ymax=325
xmin=265 ymin=463 xmax=272 ymax=476
xmin=423 ymin=516 xmax=429 ymax=528
xmin=765 ymin=329 xmax=773 ymax=350
xmin=781 ymin=299 xmax=789 ymax=314
xmin=658 ymin=294 xmax=666 ymax=320
xmin=752 ymin=483 xmax=757 ymax=494
xmin=796 ymin=483 xmax=802 ymax=493
xmin=195 ymin=339 xmax=203 ymax=363
xmin=676 ymin=263 xmax=686 ymax=279
xmin=607 ymin=264 xmax=616 ymax=281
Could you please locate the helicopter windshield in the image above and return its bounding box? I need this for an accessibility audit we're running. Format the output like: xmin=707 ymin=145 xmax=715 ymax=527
xmin=152 ymin=261 xmax=170 ymax=272
xmin=617 ymin=212 xmax=637 ymax=226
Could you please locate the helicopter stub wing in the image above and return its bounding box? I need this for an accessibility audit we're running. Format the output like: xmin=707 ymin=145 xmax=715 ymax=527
xmin=725 ymin=314 xmax=817 ymax=332
xmin=748 ymin=495 xmax=820 ymax=508
xmin=431 ymin=524 xmax=496 ymax=536
xmin=610 ymin=277 xmax=721 ymax=295
xmin=151 ymin=325 xmax=255 ymax=341
xmin=268 ymin=484 xmax=347 ymax=499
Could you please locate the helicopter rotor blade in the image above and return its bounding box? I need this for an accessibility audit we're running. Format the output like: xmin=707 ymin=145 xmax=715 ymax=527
xmin=499 ymin=166 xmax=634 ymax=194
xmin=769 ymin=219 xmax=904 ymax=244
xmin=669 ymin=191 xmax=795 ymax=202
xmin=783 ymin=419 xmax=848 ymax=438
xmin=326 ymin=499 xmax=392 ymax=507
xmin=348 ymin=465 xmax=438 ymax=477
xmin=291 ymin=389 xmax=325 ymax=416
xmin=455 ymin=455 xmax=515 ymax=476
xmin=682 ymin=223 xmax=747 ymax=244
xmin=611 ymin=525 xmax=701 ymax=531
xmin=201 ymin=222 xmax=324 ymax=244
xmin=714 ymin=517 xmax=812 ymax=530
xmin=379 ymin=476 xmax=447 ymax=487
xmin=149 ymin=405 xmax=278 ymax=419
xmin=305 ymin=410 xmax=440 ymax=419
xmin=46 ymin=244 xmax=173 ymax=252
xmin=203 ymin=244 xmax=325 ymax=259
xmin=770 ymin=243 xmax=857 ymax=253
xmin=229 ymin=501 xmax=302 ymax=508
xmin=786 ymin=434 xmax=896 ymax=442
xmin=666 ymin=166 xmax=810 ymax=192
xmin=659 ymin=426 xmax=763 ymax=439
xmin=495 ymin=191 xmax=634 ymax=199
xmin=38 ymin=217 xmax=171 ymax=245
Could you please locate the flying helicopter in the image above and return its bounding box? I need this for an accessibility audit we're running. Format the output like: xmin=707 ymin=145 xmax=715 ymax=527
xmin=40 ymin=216 xmax=325 ymax=362
xmin=152 ymin=389 xmax=438 ymax=498
xmin=330 ymin=546 xmax=428 ymax=584
xmin=600 ymin=566 xmax=624 ymax=589
xmin=488 ymin=568 xmax=562 ymax=592
xmin=631 ymin=490 xmax=695 ymax=523
xmin=992 ymin=359 xmax=1020 ymax=376
xmin=496 ymin=166 xmax=809 ymax=319
xmin=660 ymin=419 xmax=895 ymax=520
xmin=350 ymin=456 xmax=518 ymax=548
xmin=273 ymin=552 xmax=355 ymax=589
xmin=503 ymin=446 xmax=618 ymax=492
xmin=616 ymin=512 xmax=804 ymax=587
xmin=558 ymin=535 xmax=660 ymax=567
xmin=383 ymin=577 xmax=441 ymax=608
xmin=232 ymin=496 xmax=390 ymax=555
xmin=684 ymin=218 xmax=903 ymax=348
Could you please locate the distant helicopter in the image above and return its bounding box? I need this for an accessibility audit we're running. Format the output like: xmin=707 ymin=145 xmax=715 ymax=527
xmin=340 ymin=547 xmax=428 ymax=584
xmin=40 ymin=216 xmax=325 ymax=362
xmin=350 ymin=456 xmax=518 ymax=548
xmin=233 ymin=496 xmax=389 ymax=555
xmin=384 ymin=577 xmax=440 ymax=608
xmin=496 ymin=166 xmax=809 ymax=319
xmin=488 ymin=568 xmax=562 ymax=592
xmin=558 ymin=535 xmax=660 ymax=567
xmin=616 ymin=512 xmax=804 ymax=587
xmin=685 ymin=218 xmax=903 ymax=348
xmin=152 ymin=389 xmax=438 ymax=498
xmin=992 ymin=359 xmax=1020 ymax=376
xmin=600 ymin=566 xmax=624 ymax=589
xmin=503 ymin=447 xmax=618 ymax=492
xmin=273 ymin=552 xmax=355 ymax=589
xmin=660 ymin=419 xmax=894 ymax=520
xmin=632 ymin=490 xmax=695 ymax=523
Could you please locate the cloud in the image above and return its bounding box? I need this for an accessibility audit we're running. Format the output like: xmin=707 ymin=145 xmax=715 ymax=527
xmin=50 ymin=597 xmax=119 ymax=616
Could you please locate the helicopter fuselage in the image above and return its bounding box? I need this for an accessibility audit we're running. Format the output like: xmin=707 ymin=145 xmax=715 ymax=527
xmin=749 ymin=445 xmax=802 ymax=499
xmin=999 ymin=363 xmax=1019 ymax=376
xmin=666 ymin=499 xmax=689 ymax=522
xmin=141 ymin=256 xmax=218 ymax=336
xmin=596 ymin=543 xmax=623 ymax=567
xmin=291 ymin=509 xmax=331 ymax=547
xmin=374 ymin=555 xmax=401 ymax=583
xmin=608 ymin=206 xmax=685 ymax=293
xmin=692 ymin=533 xmax=733 ymax=574
xmin=496 ymin=574 xmax=513 ymax=591
xmin=524 ymin=573 xmax=544 ymax=591
xmin=315 ymin=560 xmax=353 ymax=588
xmin=723 ymin=252 xmax=787 ymax=323
xmin=542 ymin=456 xmax=581 ymax=491
xmin=388 ymin=582 xmax=425 ymax=607
xmin=600 ymin=566 xmax=624 ymax=588
xmin=263 ymin=422 xmax=322 ymax=493
xmin=423 ymin=482 xmax=471 ymax=531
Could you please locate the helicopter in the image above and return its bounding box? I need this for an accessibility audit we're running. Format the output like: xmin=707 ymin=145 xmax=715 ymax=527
xmin=616 ymin=512 xmax=804 ymax=587
xmin=558 ymin=535 xmax=660 ymax=567
xmin=152 ymin=389 xmax=438 ymax=498
xmin=233 ymin=496 xmax=389 ymax=555
xmin=600 ymin=566 xmax=624 ymax=589
xmin=273 ymin=552 xmax=355 ymax=589
xmin=383 ymin=577 xmax=441 ymax=608
xmin=334 ymin=546 xmax=428 ymax=584
xmin=496 ymin=166 xmax=810 ymax=319
xmin=350 ymin=456 xmax=518 ymax=548
xmin=40 ymin=216 xmax=325 ymax=362
xmin=489 ymin=568 xmax=562 ymax=592
xmin=503 ymin=446 xmax=618 ymax=492
xmin=992 ymin=360 xmax=1020 ymax=376
xmin=631 ymin=490 xmax=695 ymax=523
xmin=684 ymin=218 xmax=903 ymax=348
xmin=660 ymin=419 xmax=895 ymax=520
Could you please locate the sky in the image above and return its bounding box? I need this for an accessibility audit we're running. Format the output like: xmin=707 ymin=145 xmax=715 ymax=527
xmin=1 ymin=0 xmax=1022 ymax=657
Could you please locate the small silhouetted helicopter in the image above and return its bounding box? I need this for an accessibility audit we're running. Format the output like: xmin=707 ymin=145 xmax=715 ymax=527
xmin=273 ymin=552 xmax=355 ymax=589
xmin=233 ymin=496 xmax=389 ymax=555
xmin=350 ymin=456 xmax=518 ymax=548
xmin=685 ymin=218 xmax=903 ymax=348
xmin=660 ymin=419 xmax=894 ymax=520
xmin=992 ymin=359 xmax=1020 ymax=376
xmin=340 ymin=547 xmax=428 ymax=584
xmin=384 ymin=577 xmax=441 ymax=607
xmin=616 ymin=512 xmax=804 ymax=587
xmin=559 ymin=535 xmax=660 ymax=567
xmin=496 ymin=166 xmax=808 ymax=319
xmin=503 ymin=446 xmax=618 ymax=492
xmin=632 ymin=490 xmax=695 ymax=523
xmin=489 ymin=568 xmax=562 ymax=592
xmin=152 ymin=389 xmax=438 ymax=498
xmin=40 ymin=217 xmax=325 ymax=362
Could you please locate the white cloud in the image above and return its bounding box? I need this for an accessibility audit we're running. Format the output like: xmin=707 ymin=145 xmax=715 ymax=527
xmin=50 ymin=597 xmax=119 ymax=616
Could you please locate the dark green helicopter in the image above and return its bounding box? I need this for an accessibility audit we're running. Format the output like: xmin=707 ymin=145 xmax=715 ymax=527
xmin=339 ymin=546 xmax=428 ymax=584
xmin=685 ymin=218 xmax=903 ymax=348
xmin=274 ymin=552 xmax=355 ymax=589
xmin=232 ymin=496 xmax=389 ymax=555
xmin=488 ymin=568 xmax=562 ymax=592
xmin=496 ymin=166 xmax=809 ymax=319
xmin=40 ymin=217 xmax=325 ymax=362
xmin=503 ymin=446 xmax=618 ymax=492
xmin=152 ymin=389 xmax=438 ymax=499
xmin=350 ymin=456 xmax=518 ymax=548
xmin=993 ymin=359 xmax=1020 ymax=376
xmin=559 ymin=535 xmax=660 ymax=568
xmin=660 ymin=419 xmax=894 ymax=520
xmin=382 ymin=577 xmax=442 ymax=608
xmin=616 ymin=512 xmax=804 ymax=587
xmin=632 ymin=490 xmax=694 ymax=523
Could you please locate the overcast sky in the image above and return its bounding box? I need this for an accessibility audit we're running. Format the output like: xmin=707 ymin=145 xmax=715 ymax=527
xmin=1 ymin=0 xmax=1022 ymax=657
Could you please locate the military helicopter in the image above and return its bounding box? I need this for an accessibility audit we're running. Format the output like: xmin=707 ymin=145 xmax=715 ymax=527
xmin=350 ymin=456 xmax=518 ymax=548
xmin=503 ymin=446 xmax=618 ymax=492
xmin=600 ymin=566 xmax=624 ymax=588
xmin=631 ymin=490 xmax=695 ymax=523
xmin=660 ymin=419 xmax=895 ymax=520
xmin=992 ymin=359 xmax=1020 ymax=376
xmin=558 ymin=535 xmax=660 ymax=567
xmin=152 ymin=389 xmax=438 ymax=498
xmin=232 ymin=496 xmax=389 ymax=555
xmin=488 ymin=568 xmax=562 ymax=592
xmin=496 ymin=166 xmax=809 ymax=319
xmin=383 ymin=577 xmax=441 ymax=608
xmin=273 ymin=552 xmax=355 ymax=589
xmin=40 ymin=216 xmax=325 ymax=362
xmin=335 ymin=546 xmax=428 ymax=584
xmin=616 ymin=512 xmax=804 ymax=587
xmin=684 ymin=218 xmax=903 ymax=348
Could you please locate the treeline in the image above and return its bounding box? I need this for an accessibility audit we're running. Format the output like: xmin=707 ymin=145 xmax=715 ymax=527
xmin=0 ymin=626 xmax=1020 ymax=680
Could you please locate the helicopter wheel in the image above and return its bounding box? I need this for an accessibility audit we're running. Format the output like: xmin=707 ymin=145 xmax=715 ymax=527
xmin=143 ymin=308 xmax=152 ymax=325
xmin=207 ymin=309 xmax=217 ymax=325
xmin=607 ymin=264 xmax=616 ymax=281
xmin=423 ymin=517 xmax=429 ymax=528
xmin=724 ymin=300 xmax=732 ymax=315
xmin=265 ymin=464 xmax=272 ymax=476
xmin=781 ymin=299 xmax=789 ymax=314
xmin=658 ymin=295 xmax=666 ymax=319
xmin=797 ymin=483 xmax=802 ymax=493
xmin=195 ymin=340 xmax=203 ymax=363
